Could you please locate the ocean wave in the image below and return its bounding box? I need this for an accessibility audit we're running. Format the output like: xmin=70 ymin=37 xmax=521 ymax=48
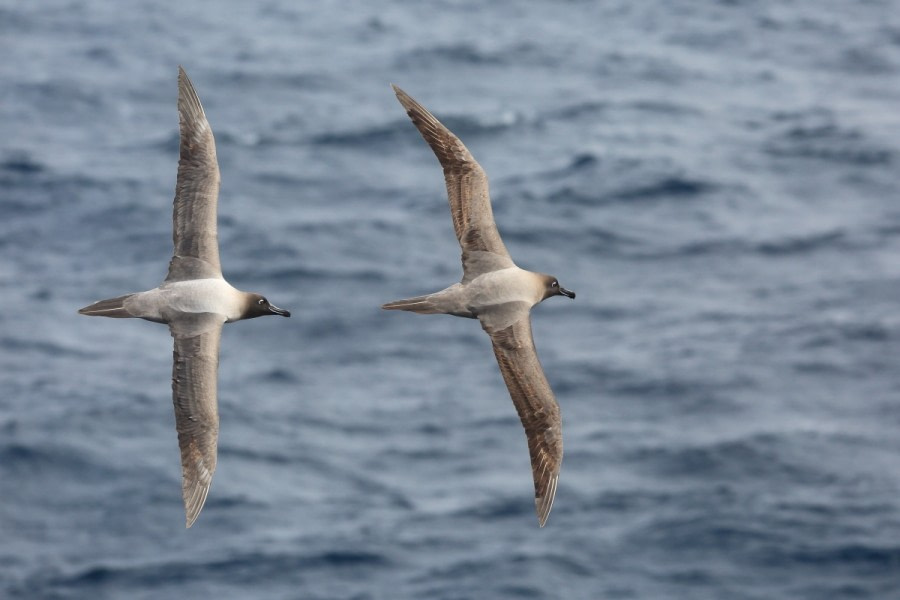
xmin=0 ymin=153 xmax=44 ymax=175
xmin=765 ymin=110 xmax=893 ymax=166
xmin=248 ymin=367 xmax=300 ymax=384
xmin=311 ymin=111 xmax=515 ymax=149
xmin=49 ymin=548 xmax=390 ymax=591
xmin=755 ymin=230 xmax=848 ymax=255
xmin=0 ymin=442 xmax=113 ymax=479
xmin=612 ymin=374 xmax=739 ymax=404
xmin=454 ymin=495 xmax=533 ymax=522
xmin=219 ymin=445 xmax=295 ymax=465
xmin=787 ymin=543 xmax=900 ymax=567
xmin=596 ymin=50 xmax=704 ymax=84
xmin=0 ymin=335 xmax=94 ymax=358
xmin=0 ymin=7 xmax=28 ymax=32
xmin=0 ymin=157 xmax=125 ymax=209
xmin=11 ymin=79 xmax=108 ymax=116
xmin=210 ymin=69 xmax=333 ymax=91
xmin=630 ymin=513 xmax=783 ymax=554
xmin=614 ymin=227 xmax=855 ymax=261
xmin=418 ymin=550 xmax=593 ymax=586
xmin=625 ymin=431 xmax=867 ymax=488
xmin=500 ymin=219 xmax=643 ymax=257
xmin=544 ymin=98 xmax=702 ymax=125
xmin=675 ymin=229 xmax=850 ymax=258
xmin=394 ymin=40 xmax=555 ymax=69
xmin=539 ymin=154 xmax=719 ymax=210
xmin=794 ymin=318 xmax=897 ymax=351
xmin=263 ymin=266 xmax=385 ymax=283
xmin=545 ymin=100 xmax=610 ymax=121
xmin=310 ymin=121 xmax=408 ymax=148
xmin=626 ymin=434 xmax=778 ymax=480
xmin=395 ymin=42 xmax=507 ymax=67
xmin=614 ymin=175 xmax=714 ymax=202
xmin=834 ymin=44 xmax=897 ymax=76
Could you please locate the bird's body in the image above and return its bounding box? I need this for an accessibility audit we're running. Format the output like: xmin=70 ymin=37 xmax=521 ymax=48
xmin=383 ymin=86 xmax=575 ymax=527
xmin=79 ymin=67 xmax=289 ymax=528
xmin=384 ymin=267 xmax=549 ymax=319
xmin=94 ymin=279 xmax=247 ymax=324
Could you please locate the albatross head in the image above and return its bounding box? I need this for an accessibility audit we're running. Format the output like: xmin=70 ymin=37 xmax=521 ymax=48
xmin=242 ymin=293 xmax=291 ymax=319
xmin=540 ymin=275 xmax=576 ymax=301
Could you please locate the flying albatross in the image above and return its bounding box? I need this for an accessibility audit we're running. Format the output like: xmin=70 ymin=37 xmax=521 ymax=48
xmin=383 ymin=86 xmax=575 ymax=527
xmin=79 ymin=67 xmax=290 ymax=527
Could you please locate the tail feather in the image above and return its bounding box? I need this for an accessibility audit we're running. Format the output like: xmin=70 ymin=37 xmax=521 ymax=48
xmin=78 ymin=294 xmax=136 ymax=318
xmin=381 ymin=294 xmax=442 ymax=314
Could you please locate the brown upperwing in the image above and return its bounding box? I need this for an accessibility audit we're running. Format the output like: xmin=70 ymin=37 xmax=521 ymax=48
xmin=392 ymin=85 xmax=514 ymax=282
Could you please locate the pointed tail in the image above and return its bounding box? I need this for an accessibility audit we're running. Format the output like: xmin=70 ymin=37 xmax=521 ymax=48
xmin=78 ymin=294 xmax=136 ymax=318
xmin=381 ymin=293 xmax=442 ymax=314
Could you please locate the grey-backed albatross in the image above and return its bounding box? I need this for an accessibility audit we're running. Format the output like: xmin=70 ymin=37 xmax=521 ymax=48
xmin=383 ymin=86 xmax=575 ymax=527
xmin=79 ymin=67 xmax=290 ymax=528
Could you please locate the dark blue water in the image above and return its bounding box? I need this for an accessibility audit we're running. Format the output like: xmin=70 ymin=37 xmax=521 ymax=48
xmin=3 ymin=1 xmax=900 ymax=598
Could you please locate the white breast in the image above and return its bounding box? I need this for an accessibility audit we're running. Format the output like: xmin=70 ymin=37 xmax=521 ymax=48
xmin=165 ymin=279 xmax=243 ymax=319
xmin=465 ymin=267 xmax=543 ymax=308
xmin=127 ymin=279 xmax=244 ymax=322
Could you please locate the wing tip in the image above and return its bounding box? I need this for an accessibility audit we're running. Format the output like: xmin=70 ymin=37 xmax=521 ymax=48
xmin=535 ymin=474 xmax=559 ymax=527
xmin=176 ymin=66 xmax=206 ymax=125
xmin=183 ymin=478 xmax=212 ymax=529
xmin=391 ymin=83 xmax=408 ymax=98
xmin=391 ymin=84 xmax=417 ymax=114
xmin=181 ymin=458 xmax=214 ymax=528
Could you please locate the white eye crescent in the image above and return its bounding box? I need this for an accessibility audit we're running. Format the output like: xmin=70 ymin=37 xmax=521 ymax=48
xmin=551 ymin=281 xmax=559 ymax=288
xmin=258 ymin=298 xmax=266 ymax=305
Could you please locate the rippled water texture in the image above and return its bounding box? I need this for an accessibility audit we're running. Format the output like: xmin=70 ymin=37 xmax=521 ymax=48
xmin=2 ymin=1 xmax=900 ymax=598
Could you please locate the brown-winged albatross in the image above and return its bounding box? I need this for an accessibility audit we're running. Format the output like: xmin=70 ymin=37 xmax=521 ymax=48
xmin=79 ymin=67 xmax=290 ymax=528
xmin=382 ymin=86 xmax=575 ymax=527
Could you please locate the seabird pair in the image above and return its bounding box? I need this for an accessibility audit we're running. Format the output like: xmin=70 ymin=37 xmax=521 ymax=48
xmin=79 ymin=68 xmax=574 ymax=528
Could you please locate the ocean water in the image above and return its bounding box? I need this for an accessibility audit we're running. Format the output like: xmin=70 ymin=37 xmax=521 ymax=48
xmin=2 ymin=0 xmax=900 ymax=598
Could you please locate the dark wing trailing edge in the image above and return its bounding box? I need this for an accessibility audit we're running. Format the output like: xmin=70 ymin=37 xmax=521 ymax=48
xmin=167 ymin=67 xmax=223 ymax=283
xmin=169 ymin=313 xmax=225 ymax=528
xmin=480 ymin=305 xmax=563 ymax=527
xmin=392 ymin=85 xmax=514 ymax=283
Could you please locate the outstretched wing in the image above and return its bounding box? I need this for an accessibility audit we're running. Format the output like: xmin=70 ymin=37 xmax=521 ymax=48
xmin=392 ymin=86 xmax=514 ymax=283
xmin=480 ymin=304 xmax=563 ymax=527
xmin=166 ymin=66 xmax=222 ymax=283
xmin=169 ymin=312 xmax=224 ymax=527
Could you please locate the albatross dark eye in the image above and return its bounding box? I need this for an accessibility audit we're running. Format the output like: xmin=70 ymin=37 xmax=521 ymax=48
xmin=258 ymin=298 xmax=267 ymax=305
xmin=551 ymin=281 xmax=559 ymax=288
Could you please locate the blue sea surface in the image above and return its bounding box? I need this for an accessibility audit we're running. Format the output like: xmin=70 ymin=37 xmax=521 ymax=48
xmin=3 ymin=1 xmax=900 ymax=598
